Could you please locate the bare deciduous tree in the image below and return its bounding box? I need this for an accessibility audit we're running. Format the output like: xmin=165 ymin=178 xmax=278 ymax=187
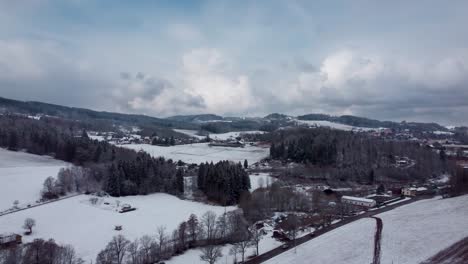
xmin=23 ymin=218 xmax=36 ymax=234
xmin=232 ymin=240 xmax=252 ymax=263
xmin=156 ymin=226 xmax=167 ymax=259
xmin=199 ymin=245 xmax=222 ymax=264
xmin=201 ymin=211 xmax=217 ymax=242
xmin=250 ymin=227 xmax=264 ymax=256
xmin=109 ymin=235 xmax=130 ymax=264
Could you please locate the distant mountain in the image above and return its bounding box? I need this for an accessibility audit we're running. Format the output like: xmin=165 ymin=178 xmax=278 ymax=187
xmin=166 ymin=114 xmax=224 ymax=123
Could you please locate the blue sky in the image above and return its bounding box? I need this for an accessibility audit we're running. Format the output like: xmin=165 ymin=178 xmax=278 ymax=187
xmin=0 ymin=0 xmax=467 ymax=125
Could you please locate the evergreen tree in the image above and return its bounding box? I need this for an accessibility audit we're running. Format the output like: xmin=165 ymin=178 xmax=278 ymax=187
xmin=243 ymin=159 xmax=248 ymax=169
xmin=176 ymin=168 xmax=184 ymax=194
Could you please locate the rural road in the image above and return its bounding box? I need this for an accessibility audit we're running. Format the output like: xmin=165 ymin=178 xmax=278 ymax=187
xmin=245 ymin=195 xmax=432 ymax=264
xmin=0 ymin=193 xmax=83 ymax=217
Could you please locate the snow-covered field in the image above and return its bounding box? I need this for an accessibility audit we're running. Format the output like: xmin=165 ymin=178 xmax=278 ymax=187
xmin=122 ymin=143 xmax=269 ymax=164
xmin=378 ymin=195 xmax=468 ymax=264
xmin=265 ymin=195 xmax=468 ymax=264
xmin=0 ymin=148 xmax=69 ymax=212
xmin=295 ymin=119 xmax=381 ymax=131
xmin=0 ymin=193 xmax=235 ymax=262
xmin=265 ymin=218 xmax=375 ymax=264
xmin=174 ymin=129 xmax=265 ymax=141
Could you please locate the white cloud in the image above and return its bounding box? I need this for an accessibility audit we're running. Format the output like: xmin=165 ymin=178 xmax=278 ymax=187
xmin=181 ymin=48 xmax=254 ymax=114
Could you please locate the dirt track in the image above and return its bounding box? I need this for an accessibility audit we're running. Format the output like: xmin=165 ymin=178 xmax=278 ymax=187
xmin=370 ymin=216 xmax=383 ymax=264
xmin=421 ymin=237 xmax=468 ymax=264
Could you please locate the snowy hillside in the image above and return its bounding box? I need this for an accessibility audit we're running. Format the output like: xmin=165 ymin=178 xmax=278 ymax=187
xmin=265 ymin=195 xmax=468 ymax=264
xmin=264 ymin=218 xmax=375 ymax=264
xmin=0 ymin=148 xmax=69 ymax=212
xmin=0 ymin=193 xmax=235 ymax=262
xmin=123 ymin=143 xmax=269 ymax=164
xmin=294 ymin=119 xmax=381 ymax=131
xmin=378 ymin=195 xmax=468 ymax=264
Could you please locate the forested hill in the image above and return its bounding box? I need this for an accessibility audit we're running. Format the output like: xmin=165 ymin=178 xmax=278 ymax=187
xmin=0 ymin=96 xmax=455 ymax=134
xmin=269 ymin=128 xmax=450 ymax=183
xmin=0 ymin=114 xmax=182 ymax=197
xmin=0 ymin=96 xmax=196 ymax=130
xmin=297 ymin=113 xmax=449 ymax=132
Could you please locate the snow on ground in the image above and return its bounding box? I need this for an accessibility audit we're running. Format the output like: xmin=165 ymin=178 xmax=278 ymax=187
xmin=265 ymin=195 xmax=468 ymax=264
xmin=294 ymin=119 xmax=381 ymax=131
xmin=264 ymin=218 xmax=375 ymax=264
xmin=249 ymin=173 xmax=276 ymax=191
xmin=174 ymin=129 xmax=265 ymax=141
xmin=173 ymin=129 xmax=206 ymax=140
xmin=122 ymin=143 xmax=269 ymax=164
xmin=0 ymin=193 xmax=235 ymax=262
xmin=378 ymin=195 xmax=468 ymax=264
xmin=432 ymin=130 xmax=454 ymax=135
xmin=0 ymin=148 xmax=69 ymax=212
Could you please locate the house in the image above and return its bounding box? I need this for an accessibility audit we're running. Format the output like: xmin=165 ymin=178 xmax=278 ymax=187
xmin=401 ymin=187 xmax=429 ymax=197
xmin=341 ymin=196 xmax=376 ymax=208
xmin=0 ymin=233 xmax=22 ymax=248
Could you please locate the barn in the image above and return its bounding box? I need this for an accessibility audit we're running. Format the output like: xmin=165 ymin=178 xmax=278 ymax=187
xmin=341 ymin=196 xmax=376 ymax=208
xmin=0 ymin=233 xmax=22 ymax=248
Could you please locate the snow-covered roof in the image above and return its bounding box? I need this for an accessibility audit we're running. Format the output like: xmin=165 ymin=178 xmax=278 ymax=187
xmin=0 ymin=233 xmax=15 ymax=237
xmin=342 ymin=196 xmax=375 ymax=203
xmin=406 ymin=187 xmax=428 ymax=191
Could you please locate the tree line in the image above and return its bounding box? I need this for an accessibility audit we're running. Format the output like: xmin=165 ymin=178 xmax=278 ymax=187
xmin=96 ymin=209 xmax=258 ymax=264
xmin=0 ymin=238 xmax=83 ymax=264
xmin=197 ymin=161 xmax=251 ymax=205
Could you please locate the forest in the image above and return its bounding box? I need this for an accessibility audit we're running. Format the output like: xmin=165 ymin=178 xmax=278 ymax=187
xmin=197 ymin=161 xmax=251 ymax=205
xmin=269 ymin=128 xmax=451 ymax=183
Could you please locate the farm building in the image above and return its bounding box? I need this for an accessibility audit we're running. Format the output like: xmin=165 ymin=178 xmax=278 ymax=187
xmin=0 ymin=233 xmax=22 ymax=248
xmin=402 ymin=187 xmax=429 ymax=197
xmin=341 ymin=196 xmax=376 ymax=208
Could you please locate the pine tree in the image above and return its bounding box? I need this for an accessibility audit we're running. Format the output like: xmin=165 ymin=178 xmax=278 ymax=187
xmin=243 ymin=159 xmax=248 ymax=169
xmin=176 ymin=168 xmax=184 ymax=194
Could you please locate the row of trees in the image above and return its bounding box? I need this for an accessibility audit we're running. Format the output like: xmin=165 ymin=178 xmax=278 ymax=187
xmin=151 ymin=136 xmax=175 ymax=146
xmin=0 ymin=115 xmax=181 ymax=197
xmin=197 ymin=161 xmax=251 ymax=205
xmin=41 ymin=166 xmax=99 ymax=200
xmin=0 ymin=239 xmax=83 ymax=264
xmin=96 ymin=210 xmax=256 ymax=264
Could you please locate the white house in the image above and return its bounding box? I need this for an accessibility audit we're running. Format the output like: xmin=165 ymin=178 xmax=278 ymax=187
xmin=341 ymin=196 xmax=376 ymax=208
xmin=402 ymin=187 xmax=428 ymax=197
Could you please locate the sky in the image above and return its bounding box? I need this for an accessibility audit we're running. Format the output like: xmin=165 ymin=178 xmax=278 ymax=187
xmin=0 ymin=0 xmax=467 ymax=125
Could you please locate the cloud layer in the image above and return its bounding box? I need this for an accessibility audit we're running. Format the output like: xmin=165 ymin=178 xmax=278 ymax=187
xmin=0 ymin=0 xmax=467 ymax=125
